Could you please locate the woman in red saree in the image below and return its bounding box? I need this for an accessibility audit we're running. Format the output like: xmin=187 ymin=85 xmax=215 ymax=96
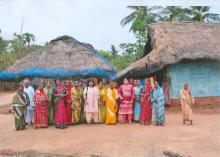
xmin=64 ymin=80 xmax=72 ymax=125
xmin=34 ymin=83 xmax=48 ymax=128
xmin=118 ymin=78 xmax=134 ymax=124
xmin=140 ymin=79 xmax=152 ymax=125
xmin=53 ymin=79 xmax=68 ymax=129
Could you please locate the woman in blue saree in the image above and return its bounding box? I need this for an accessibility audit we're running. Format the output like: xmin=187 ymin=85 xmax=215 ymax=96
xmin=151 ymin=81 xmax=165 ymax=126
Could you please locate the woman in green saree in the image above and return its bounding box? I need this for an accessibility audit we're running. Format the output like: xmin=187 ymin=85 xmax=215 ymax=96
xmin=79 ymin=80 xmax=86 ymax=123
xmin=98 ymin=81 xmax=106 ymax=123
xmin=11 ymin=83 xmax=29 ymax=130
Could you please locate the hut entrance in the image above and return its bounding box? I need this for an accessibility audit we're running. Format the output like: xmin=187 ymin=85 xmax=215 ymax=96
xmin=145 ymin=68 xmax=166 ymax=86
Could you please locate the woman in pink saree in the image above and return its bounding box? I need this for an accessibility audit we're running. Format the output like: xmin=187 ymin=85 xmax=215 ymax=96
xmin=118 ymin=78 xmax=134 ymax=124
xmin=53 ymin=79 xmax=68 ymax=129
xmin=64 ymin=80 xmax=72 ymax=125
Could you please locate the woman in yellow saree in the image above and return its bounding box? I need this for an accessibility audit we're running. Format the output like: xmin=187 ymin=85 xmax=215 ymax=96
xmin=98 ymin=81 xmax=106 ymax=123
xmin=71 ymin=81 xmax=82 ymax=124
xmin=104 ymin=81 xmax=119 ymax=125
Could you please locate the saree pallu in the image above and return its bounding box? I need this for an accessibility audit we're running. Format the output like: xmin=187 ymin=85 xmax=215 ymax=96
xmin=65 ymin=101 xmax=72 ymax=125
xmin=80 ymin=98 xmax=86 ymax=123
xmin=65 ymin=86 xmax=72 ymax=125
xmin=151 ymin=87 xmax=165 ymax=125
xmin=54 ymin=96 xmax=67 ymax=128
xmin=12 ymin=104 xmax=26 ymax=130
xmin=14 ymin=106 xmax=26 ymax=130
xmin=44 ymin=87 xmax=54 ymax=125
xmin=182 ymin=103 xmax=193 ymax=121
xmin=98 ymin=88 xmax=106 ymax=123
xmin=180 ymin=89 xmax=194 ymax=121
xmin=140 ymin=96 xmax=152 ymax=124
xmin=34 ymin=91 xmax=48 ymax=127
xmin=134 ymin=86 xmax=142 ymax=122
xmin=105 ymin=88 xmax=118 ymax=125
xmin=12 ymin=92 xmax=29 ymax=130
xmin=71 ymin=99 xmax=81 ymax=124
xmin=71 ymin=87 xmax=82 ymax=124
xmin=134 ymin=101 xmax=141 ymax=121
xmin=47 ymin=101 xmax=54 ymax=125
xmin=140 ymin=85 xmax=152 ymax=124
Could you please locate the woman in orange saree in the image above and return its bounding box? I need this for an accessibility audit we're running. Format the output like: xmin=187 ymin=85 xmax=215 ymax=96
xmin=104 ymin=81 xmax=119 ymax=125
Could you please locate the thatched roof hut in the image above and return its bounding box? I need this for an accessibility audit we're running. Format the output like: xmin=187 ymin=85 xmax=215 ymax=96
xmin=0 ymin=35 xmax=116 ymax=80
xmin=116 ymin=22 xmax=220 ymax=79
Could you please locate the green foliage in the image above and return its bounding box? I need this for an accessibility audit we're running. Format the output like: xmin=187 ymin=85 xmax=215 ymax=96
xmin=111 ymin=6 xmax=220 ymax=72
xmin=158 ymin=6 xmax=191 ymax=21
xmin=110 ymin=45 xmax=118 ymax=57
xmin=119 ymin=29 xmax=147 ymax=61
xmin=0 ymin=52 xmax=17 ymax=71
xmin=97 ymin=50 xmax=110 ymax=58
xmin=110 ymin=55 xmax=134 ymax=71
xmin=0 ymin=31 xmax=42 ymax=71
xmin=120 ymin=6 xmax=159 ymax=33
xmin=187 ymin=6 xmax=220 ymax=22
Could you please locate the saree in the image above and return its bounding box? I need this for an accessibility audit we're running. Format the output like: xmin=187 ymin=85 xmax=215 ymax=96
xmin=44 ymin=87 xmax=54 ymax=125
xmin=53 ymin=84 xmax=67 ymax=128
xmin=65 ymin=85 xmax=72 ymax=125
xmin=151 ymin=87 xmax=165 ymax=125
xmin=140 ymin=84 xmax=152 ymax=124
xmin=11 ymin=92 xmax=29 ymax=130
xmin=71 ymin=87 xmax=82 ymax=124
xmin=104 ymin=88 xmax=119 ymax=125
xmin=180 ymin=88 xmax=194 ymax=121
xmin=34 ymin=90 xmax=48 ymax=127
xmin=98 ymin=87 xmax=106 ymax=123
xmin=134 ymin=85 xmax=143 ymax=121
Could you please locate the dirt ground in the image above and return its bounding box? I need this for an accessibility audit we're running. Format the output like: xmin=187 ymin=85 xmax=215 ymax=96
xmin=0 ymin=92 xmax=15 ymax=106
xmin=0 ymin=92 xmax=220 ymax=157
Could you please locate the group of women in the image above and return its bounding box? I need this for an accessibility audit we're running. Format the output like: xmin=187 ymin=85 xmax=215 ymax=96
xmin=11 ymin=77 xmax=166 ymax=130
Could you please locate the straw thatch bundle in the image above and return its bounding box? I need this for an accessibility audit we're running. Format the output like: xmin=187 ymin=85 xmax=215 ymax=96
xmin=0 ymin=35 xmax=115 ymax=80
xmin=116 ymin=22 xmax=220 ymax=79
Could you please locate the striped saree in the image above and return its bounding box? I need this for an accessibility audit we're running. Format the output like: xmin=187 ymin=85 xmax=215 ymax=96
xmin=151 ymin=87 xmax=165 ymax=125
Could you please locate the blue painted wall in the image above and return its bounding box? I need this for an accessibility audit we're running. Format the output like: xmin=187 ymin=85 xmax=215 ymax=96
xmin=167 ymin=60 xmax=220 ymax=98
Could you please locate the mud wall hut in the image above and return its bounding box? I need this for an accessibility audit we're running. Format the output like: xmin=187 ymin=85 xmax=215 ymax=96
xmin=116 ymin=22 xmax=220 ymax=105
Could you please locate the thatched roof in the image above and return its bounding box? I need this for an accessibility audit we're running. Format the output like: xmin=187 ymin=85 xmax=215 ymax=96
xmin=0 ymin=35 xmax=115 ymax=80
xmin=116 ymin=22 xmax=220 ymax=79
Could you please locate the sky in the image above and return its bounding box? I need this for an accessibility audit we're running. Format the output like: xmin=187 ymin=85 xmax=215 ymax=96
xmin=0 ymin=0 xmax=220 ymax=51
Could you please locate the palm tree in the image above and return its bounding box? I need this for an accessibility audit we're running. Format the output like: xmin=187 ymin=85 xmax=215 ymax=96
xmin=110 ymin=45 xmax=118 ymax=57
xmin=187 ymin=6 xmax=220 ymax=22
xmin=120 ymin=6 xmax=159 ymax=32
xmin=22 ymin=33 xmax=35 ymax=47
xmin=159 ymin=6 xmax=191 ymax=21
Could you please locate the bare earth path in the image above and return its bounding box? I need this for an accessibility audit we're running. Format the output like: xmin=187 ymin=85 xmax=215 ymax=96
xmin=0 ymin=92 xmax=220 ymax=157
xmin=0 ymin=113 xmax=220 ymax=157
